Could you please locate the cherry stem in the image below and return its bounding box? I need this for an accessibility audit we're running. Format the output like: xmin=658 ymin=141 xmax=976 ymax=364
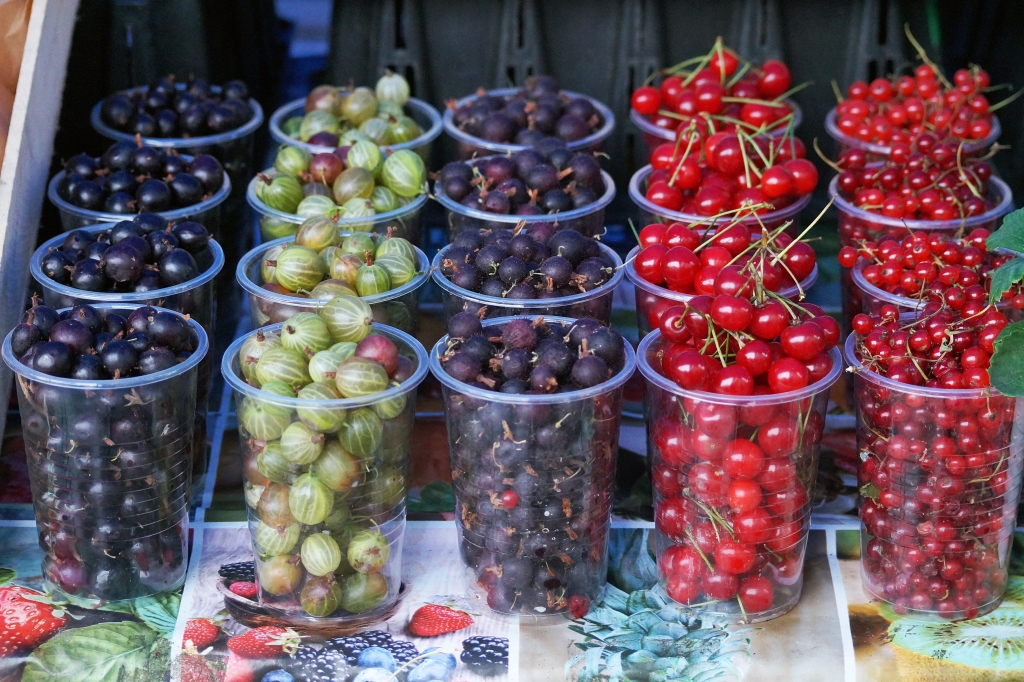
xmin=905 ymin=23 xmax=953 ymax=90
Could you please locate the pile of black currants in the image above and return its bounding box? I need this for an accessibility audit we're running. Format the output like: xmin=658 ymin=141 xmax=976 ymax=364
xmin=100 ymin=75 xmax=255 ymax=138
xmin=435 ymin=314 xmax=631 ymax=615
xmin=450 ymin=74 xmax=605 ymax=146
xmin=6 ymin=302 xmax=205 ymax=601
xmin=55 ymin=141 xmax=224 ymax=214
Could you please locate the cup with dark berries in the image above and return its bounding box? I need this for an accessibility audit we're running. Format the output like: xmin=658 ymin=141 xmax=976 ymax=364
xmin=434 ymin=149 xmax=615 ymax=241
xmin=846 ymin=304 xmax=1023 ymax=620
xmin=430 ymin=313 xmax=635 ymax=620
xmin=442 ymin=75 xmax=614 ymax=160
xmin=222 ymin=308 xmax=427 ymax=622
xmin=636 ymin=268 xmax=842 ymax=621
xmin=431 ymin=223 xmax=624 ymax=323
xmin=4 ymin=302 xmax=207 ymax=603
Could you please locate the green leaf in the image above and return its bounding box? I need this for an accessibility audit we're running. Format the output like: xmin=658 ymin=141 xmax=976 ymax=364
xmin=22 ymin=621 xmax=158 ymax=682
xmin=989 ymin=259 xmax=1024 ymax=305
xmin=0 ymin=568 xmax=15 ymax=586
xmin=625 ymin=611 xmax=663 ymax=634
xmin=987 ymin=208 xmax=1024 ymax=254
xmin=131 ymin=592 xmax=179 ymax=634
xmin=991 ymin=320 xmax=1024 ymax=396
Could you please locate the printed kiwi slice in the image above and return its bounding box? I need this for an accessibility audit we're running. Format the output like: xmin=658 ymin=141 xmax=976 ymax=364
xmin=890 ymin=612 xmax=1024 ymax=671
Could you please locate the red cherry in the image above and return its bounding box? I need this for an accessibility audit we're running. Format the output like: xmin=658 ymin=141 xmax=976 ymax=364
xmin=783 ymin=159 xmax=818 ymax=195
xmin=736 ymin=339 xmax=772 ymax=376
xmin=646 ymin=181 xmax=684 ymax=211
xmin=635 ymin=244 xmax=667 ymax=284
xmin=655 ymin=497 xmax=695 ymax=541
xmin=734 ymin=507 xmax=774 ymax=544
xmin=710 ymin=295 xmax=754 ymax=332
xmin=714 ymin=540 xmax=756 ymax=574
xmin=758 ymin=60 xmax=792 ymax=99
xmin=727 ymin=479 xmax=763 ymax=512
xmin=749 ymin=301 xmax=790 ymax=340
xmin=702 ymin=569 xmax=740 ymax=600
xmin=738 ymin=576 xmax=775 ymax=612
xmin=667 ymin=349 xmax=712 ymax=390
xmin=666 ymin=576 xmax=702 ymax=604
xmin=760 ymin=166 xmax=794 ymax=199
xmin=659 ymin=544 xmax=704 ymax=581
xmin=638 ymin=223 xmax=667 ymax=247
xmin=757 ymin=417 xmax=800 ymax=458
xmin=722 ymin=439 xmax=766 ymax=479
xmin=662 ymin=247 xmax=701 ymax=290
xmin=631 ymin=85 xmax=662 ymax=115
xmin=712 ymin=365 xmax=755 ymax=396
xmin=781 ymin=322 xmax=825 ymax=361
xmin=768 ymin=357 xmax=810 ymax=393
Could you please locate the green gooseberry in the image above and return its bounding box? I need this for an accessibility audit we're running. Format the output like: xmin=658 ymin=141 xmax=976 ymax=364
xmin=257 ymin=440 xmax=300 ymax=484
xmin=319 ymin=245 xmax=339 ymax=271
xmin=274 ymin=145 xmax=311 ymax=177
xmin=296 ymin=194 xmax=338 ymax=220
xmin=359 ymin=117 xmax=390 ymax=146
xmin=372 ymin=382 xmax=407 ymax=420
xmin=301 ymin=533 xmax=343 ymax=576
xmin=282 ymin=116 xmax=303 ymax=138
xmin=373 ymin=253 xmax=416 ymax=288
xmin=330 ymin=342 xmax=357 ymax=361
xmin=381 ymin=149 xmax=426 ymax=198
xmin=259 ymin=554 xmax=304 ymax=596
xmin=375 ymin=72 xmax=410 ymax=106
xmin=319 ymin=296 xmax=374 ymax=343
xmin=280 ymin=421 xmax=326 ymax=465
xmin=255 ymin=520 xmax=301 ymax=556
xmin=335 ymin=357 xmax=389 ymax=398
xmin=297 ymin=382 xmax=347 ymax=433
xmin=300 ymin=575 xmax=342 ymax=617
xmin=260 ymin=216 xmax=299 ymax=241
xmin=313 ymin=440 xmax=361 ymax=492
xmin=257 ymin=173 xmax=304 ymax=213
xmin=340 ymin=572 xmax=388 ymax=613
xmin=238 ymin=329 xmax=282 ymax=384
xmin=342 ymin=87 xmax=378 ymax=125
xmin=255 ymin=346 xmax=311 ymax=390
xmin=374 ymin=235 xmax=416 ymax=262
xmin=272 ymin=244 xmax=326 ymax=292
xmin=369 ymin=185 xmax=399 ymax=214
xmin=289 ymin=472 xmax=334 ymax=525
xmin=240 ymin=382 xmax=294 ymax=441
xmin=386 ymin=115 xmax=422 ymax=145
xmin=309 ymin=279 xmax=356 ymax=302
xmin=281 ymin=312 xmax=332 ymax=355
xmin=355 ymin=260 xmax=392 ymax=297
xmin=299 ymin=109 xmax=341 ymax=141
xmin=340 ymin=232 xmax=376 ymax=258
xmin=347 ymin=528 xmax=391 ymax=573
xmin=308 ymin=349 xmax=343 ymax=384
xmin=260 ymin=244 xmax=286 ymax=285
xmin=332 ymin=167 xmax=374 ymax=205
xmin=337 ymin=407 xmax=383 ymax=458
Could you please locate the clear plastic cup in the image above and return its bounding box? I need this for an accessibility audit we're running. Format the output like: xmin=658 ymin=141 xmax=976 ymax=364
xmin=268 ymin=96 xmax=443 ymax=161
xmin=236 ymin=235 xmax=429 ymax=334
xmin=47 ymin=160 xmax=232 ymax=233
xmin=638 ymin=330 xmax=841 ymax=623
xmin=222 ymin=322 xmax=427 ymax=621
xmin=629 ymin=98 xmax=803 ymax=159
xmin=246 ymin=168 xmax=429 ymax=245
xmin=430 ymin=242 xmax=624 ymax=324
xmin=845 ymin=331 xmax=1024 ymax=620
xmin=4 ymin=303 xmax=207 ymax=604
xmin=442 ymin=87 xmax=615 ymax=159
xmin=433 ymin=156 xmax=616 ymax=241
xmin=429 ymin=315 xmax=634 ymax=620
xmin=625 ymin=244 xmax=818 ymax=338
xmin=824 ymin=107 xmax=1002 ymax=162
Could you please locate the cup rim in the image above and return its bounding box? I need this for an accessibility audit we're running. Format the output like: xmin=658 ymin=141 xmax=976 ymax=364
xmin=3 ymin=303 xmax=209 ymax=389
xmin=268 ymin=95 xmax=443 ymax=155
xmin=48 ymin=160 xmax=232 ymax=223
xmin=433 ymin=159 xmax=616 ymax=225
xmin=824 ymin=106 xmax=1002 ymax=156
xmin=428 ymin=314 xmax=637 ymax=405
xmin=222 ymin=322 xmax=429 ymax=410
xmin=430 ymin=241 xmax=624 ymax=310
xmin=90 ymin=82 xmax=265 ymax=148
xmin=628 ymin=98 xmax=803 ymax=142
xmin=629 ymin=164 xmax=813 ymax=226
xmin=246 ymin=167 xmax=429 ymax=226
xmin=829 ymin=173 xmax=1013 ymax=231
xmin=235 ymin=234 xmax=430 ymax=307
xmin=30 ymin=222 xmax=225 ymax=303
xmin=637 ymin=329 xmax=842 ymax=405
xmin=441 ymin=87 xmax=616 ymax=154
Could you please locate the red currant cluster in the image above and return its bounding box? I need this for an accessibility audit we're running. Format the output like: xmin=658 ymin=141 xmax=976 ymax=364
xmin=832 ymin=64 xmax=998 ymax=148
xmin=643 ymin=133 xmax=817 ymax=217
xmin=632 ymin=219 xmax=818 ymax=334
xmin=850 ymin=307 xmax=1018 ymax=619
xmin=631 ymin=42 xmax=796 ymax=143
xmin=834 ymin=145 xmax=998 ymax=222
xmin=839 ymin=228 xmax=1024 ymax=310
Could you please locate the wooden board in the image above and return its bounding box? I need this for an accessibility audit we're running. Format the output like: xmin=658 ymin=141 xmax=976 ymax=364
xmin=0 ymin=0 xmax=79 ymax=439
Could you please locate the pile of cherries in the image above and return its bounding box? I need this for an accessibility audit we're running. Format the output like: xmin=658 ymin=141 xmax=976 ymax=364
xmin=437 ymin=145 xmax=606 ymax=216
xmin=833 ymin=143 xmax=999 ymax=223
xmin=851 ymin=304 xmax=1016 ymax=619
xmin=633 ymin=219 xmax=818 ymax=331
xmin=449 ymin=74 xmax=605 ymax=146
xmin=631 ymin=44 xmax=797 ymax=140
xmin=57 ymin=141 xmax=224 ymax=214
xmin=832 ymin=64 xmax=1000 ymax=147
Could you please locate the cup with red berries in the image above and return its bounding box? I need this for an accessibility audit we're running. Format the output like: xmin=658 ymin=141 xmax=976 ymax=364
xmin=845 ymin=304 xmax=1024 ymax=620
xmin=625 ymin=214 xmax=819 ymax=338
xmin=629 ymin=40 xmax=802 ymax=160
xmin=825 ymin=63 xmax=1006 ymax=163
xmin=636 ymin=280 xmax=843 ymax=621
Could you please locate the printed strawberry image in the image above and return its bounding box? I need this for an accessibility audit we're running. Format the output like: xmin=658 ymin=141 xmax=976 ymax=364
xmin=0 ymin=586 xmax=67 ymax=656
xmin=181 ymin=653 xmax=220 ymax=682
xmin=183 ymin=618 xmax=220 ymax=650
xmin=224 ymin=651 xmax=257 ymax=682
xmin=408 ymin=602 xmax=474 ymax=637
xmin=229 ymin=581 xmax=258 ymax=599
xmin=227 ymin=625 xmax=301 ymax=658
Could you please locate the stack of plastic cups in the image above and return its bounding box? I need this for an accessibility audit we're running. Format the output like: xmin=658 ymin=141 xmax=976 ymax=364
xmin=247 ymin=170 xmax=429 ymax=246
xmin=442 ymin=88 xmax=615 ymax=160
xmin=236 ymin=236 xmax=430 ymax=334
xmin=222 ymin=324 xmax=427 ymax=623
xmin=845 ymin=330 xmax=1023 ymax=621
xmin=3 ymin=304 xmax=207 ymax=603
xmin=637 ymin=331 xmax=841 ymax=622
xmin=429 ymin=316 xmax=636 ymax=620
xmin=433 ymin=155 xmax=616 ymax=240
xmin=30 ymin=225 xmax=224 ymax=500
xmin=430 ymin=243 xmax=624 ymax=324
xmin=829 ymin=173 xmax=1013 ymax=336
xmin=269 ymin=96 xmax=443 ymax=163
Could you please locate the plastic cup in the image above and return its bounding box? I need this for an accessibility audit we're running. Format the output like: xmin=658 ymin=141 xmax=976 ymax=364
xmin=4 ymin=303 xmax=207 ymax=604
xmin=638 ymin=330 xmax=841 ymax=623
xmin=629 ymin=99 xmax=803 ymax=159
xmin=269 ymin=96 xmax=443 ymax=161
xmin=247 ymin=168 xmax=429 ymax=246
xmin=236 ymin=235 xmax=429 ymax=334
xmin=47 ymin=160 xmax=231 ymax=234
xmin=442 ymin=87 xmax=615 ymax=159
xmin=222 ymin=322 xmax=427 ymax=621
xmin=824 ymin=107 xmax=1002 ymax=162
xmin=429 ymin=314 xmax=635 ymax=620
xmin=433 ymin=155 xmax=616 ymax=241
xmin=430 ymin=242 xmax=624 ymax=324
